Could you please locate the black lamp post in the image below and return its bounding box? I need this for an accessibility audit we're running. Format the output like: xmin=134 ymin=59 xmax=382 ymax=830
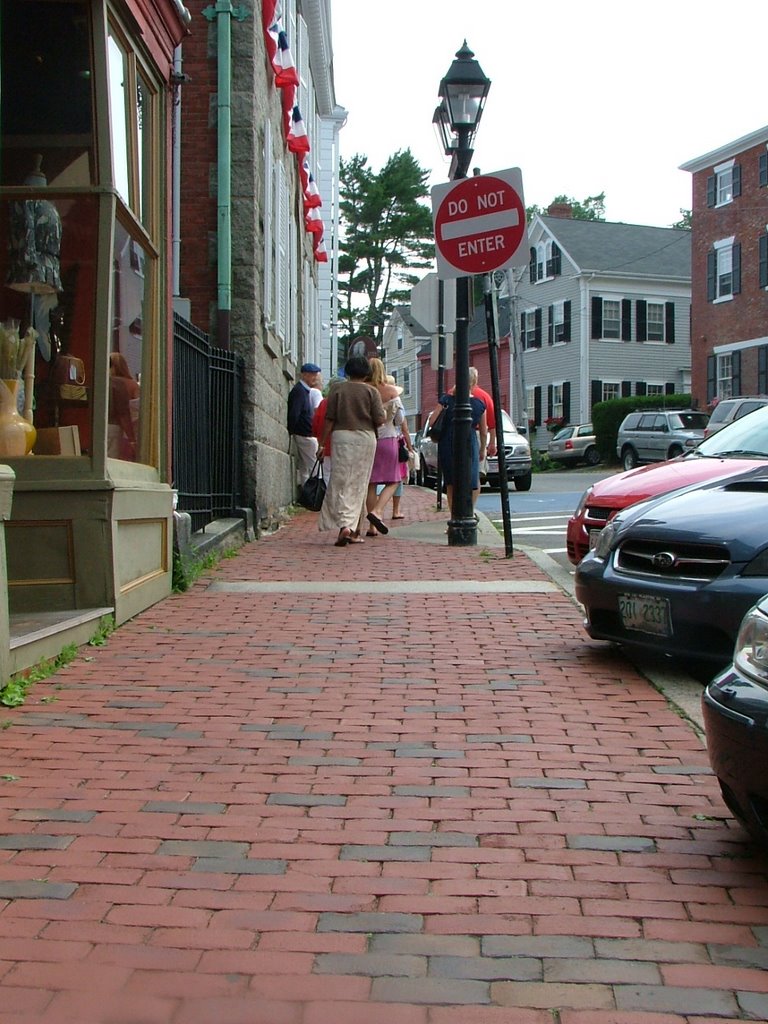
xmin=434 ymin=42 xmax=491 ymax=546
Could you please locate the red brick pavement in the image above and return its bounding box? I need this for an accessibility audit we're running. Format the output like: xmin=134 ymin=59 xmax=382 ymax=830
xmin=1 ymin=486 xmax=768 ymax=1023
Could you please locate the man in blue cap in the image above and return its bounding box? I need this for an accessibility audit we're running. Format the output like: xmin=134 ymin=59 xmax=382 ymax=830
xmin=287 ymin=362 xmax=323 ymax=491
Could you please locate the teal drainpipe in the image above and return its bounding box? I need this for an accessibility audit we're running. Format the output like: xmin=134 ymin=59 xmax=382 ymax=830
xmin=202 ymin=1 xmax=249 ymax=350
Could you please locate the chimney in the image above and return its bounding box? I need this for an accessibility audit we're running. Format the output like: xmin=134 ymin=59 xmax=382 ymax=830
xmin=547 ymin=202 xmax=573 ymax=219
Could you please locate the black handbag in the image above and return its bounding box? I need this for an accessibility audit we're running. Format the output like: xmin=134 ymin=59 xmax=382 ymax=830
xmin=297 ymin=459 xmax=326 ymax=511
xmin=397 ymin=436 xmax=409 ymax=462
xmin=427 ymin=408 xmax=446 ymax=441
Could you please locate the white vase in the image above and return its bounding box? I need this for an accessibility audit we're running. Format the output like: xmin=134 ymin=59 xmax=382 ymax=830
xmin=0 ymin=378 xmax=35 ymax=456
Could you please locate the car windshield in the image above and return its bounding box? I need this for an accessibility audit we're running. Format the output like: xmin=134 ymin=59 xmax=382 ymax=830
xmin=552 ymin=427 xmax=572 ymax=442
xmin=693 ymin=406 xmax=768 ymax=459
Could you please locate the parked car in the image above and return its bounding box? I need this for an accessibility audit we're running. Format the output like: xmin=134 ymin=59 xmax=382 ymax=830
xmin=419 ymin=408 xmax=532 ymax=492
xmin=547 ymin=423 xmax=599 ymax=468
xmin=575 ymin=467 xmax=768 ymax=669
xmin=703 ymin=396 xmax=768 ymax=439
xmin=567 ymin=404 xmax=768 ymax=565
xmin=703 ymin=594 xmax=768 ymax=846
xmin=616 ymin=409 xmax=709 ymax=471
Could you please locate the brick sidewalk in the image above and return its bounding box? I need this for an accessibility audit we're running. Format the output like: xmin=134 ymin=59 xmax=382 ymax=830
xmin=1 ymin=486 xmax=767 ymax=1023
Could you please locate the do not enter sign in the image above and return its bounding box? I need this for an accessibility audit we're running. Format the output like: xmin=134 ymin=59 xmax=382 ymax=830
xmin=431 ymin=167 xmax=528 ymax=279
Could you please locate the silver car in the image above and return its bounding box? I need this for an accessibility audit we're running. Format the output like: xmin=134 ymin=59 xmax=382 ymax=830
xmin=616 ymin=409 xmax=709 ymax=471
xmin=547 ymin=423 xmax=600 ymax=467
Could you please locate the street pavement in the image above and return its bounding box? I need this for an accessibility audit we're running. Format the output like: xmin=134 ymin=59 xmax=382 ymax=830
xmin=1 ymin=485 xmax=767 ymax=1023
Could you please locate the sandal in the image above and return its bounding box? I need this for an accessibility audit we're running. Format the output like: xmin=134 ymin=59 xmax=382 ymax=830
xmin=392 ymin=514 xmax=405 ymax=520
xmin=335 ymin=528 xmax=352 ymax=547
xmin=365 ymin=529 xmax=378 ymax=537
xmin=366 ymin=512 xmax=389 ymax=535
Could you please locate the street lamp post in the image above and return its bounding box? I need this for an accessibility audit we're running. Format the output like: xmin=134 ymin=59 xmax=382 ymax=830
xmin=434 ymin=42 xmax=491 ymax=546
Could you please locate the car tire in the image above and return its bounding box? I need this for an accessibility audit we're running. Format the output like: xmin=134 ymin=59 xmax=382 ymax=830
xmin=667 ymin=444 xmax=683 ymax=459
xmin=621 ymin=446 xmax=638 ymax=471
xmin=514 ymin=472 xmax=532 ymax=492
xmin=583 ymin=446 xmax=600 ymax=467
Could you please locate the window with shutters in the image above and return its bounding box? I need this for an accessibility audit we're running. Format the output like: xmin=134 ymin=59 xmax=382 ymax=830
xmin=759 ymin=233 xmax=768 ymax=289
xmin=707 ymin=159 xmax=740 ymax=207
xmin=552 ymin=301 xmax=568 ymax=343
xmin=550 ymin=382 xmax=564 ymax=420
xmin=717 ymin=353 xmax=734 ymax=400
xmin=403 ymin=365 xmax=411 ymax=397
xmin=710 ymin=238 xmax=736 ymax=301
xmin=647 ymin=302 xmax=664 ymax=341
xmin=602 ymin=382 xmax=621 ymax=401
xmin=646 ymin=383 xmax=665 ymax=396
xmin=602 ymin=299 xmax=621 ymax=339
xmin=522 ymin=309 xmax=538 ymax=349
xmin=526 ymin=387 xmax=536 ymax=424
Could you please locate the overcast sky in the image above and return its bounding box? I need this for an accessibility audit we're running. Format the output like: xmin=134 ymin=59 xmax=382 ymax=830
xmin=330 ymin=0 xmax=767 ymax=228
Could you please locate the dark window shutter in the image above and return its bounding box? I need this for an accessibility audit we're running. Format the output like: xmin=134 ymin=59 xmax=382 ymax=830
xmin=665 ymin=301 xmax=675 ymax=344
xmin=591 ymin=296 xmax=602 ymax=339
xmin=759 ymin=346 xmax=768 ymax=394
xmin=760 ymin=152 xmax=768 ymax=188
xmin=563 ymin=300 xmax=571 ymax=342
xmin=733 ymin=243 xmax=742 ymax=295
xmin=534 ymin=307 xmax=542 ymax=347
xmin=707 ymin=251 xmax=716 ymax=301
xmin=591 ymin=379 xmax=602 ymax=407
xmin=665 ymin=382 xmax=675 ymax=395
xmin=547 ymin=383 xmax=553 ymax=418
xmin=760 ymin=235 xmax=768 ymax=289
xmin=529 ymin=247 xmax=537 ymax=282
xmin=706 ymin=174 xmax=716 ymax=207
xmin=733 ymin=163 xmax=742 ymax=197
xmin=706 ymin=355 xmax=716 ymax=402
xmin=621 ymin=299 xmax=632 ymax=341
xmin=520 ymin=312 xmax=526 ymax=346
xmin=547 ymin=305 xmax=554 ymax=345
xmin=533 ymin=386 xmax=542 ymax=425
xmin=636 ymin=381 xmax=647 ymax=396
xmin=732 ymin=350 xmax=742 ymax=394
xmin=621 ymin=380 xmax=632 ymax=398
xmin=635 ymin=300 xmax=647 ymax=342
xmin=562 ymin=381 xmax=571 ymax=423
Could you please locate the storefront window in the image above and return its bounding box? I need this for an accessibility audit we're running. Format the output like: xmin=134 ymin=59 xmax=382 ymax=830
xmin=0 ymin=0 xmax=95 ymax=189
xmin=108 ymin=24 xmax=156 ymax=232
xmin=0 ymin=194 xmax=97 ymax=457
xmin=109 ymin=221 xmax=147 ymax=462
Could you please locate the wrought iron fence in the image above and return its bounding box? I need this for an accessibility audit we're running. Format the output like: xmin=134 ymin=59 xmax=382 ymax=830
xmin=172 ymin=312 xmax=243 ymax=533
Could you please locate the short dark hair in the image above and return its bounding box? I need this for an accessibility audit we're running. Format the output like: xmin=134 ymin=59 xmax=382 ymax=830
xmin=344 ymin=355 xmax=371 ymax=381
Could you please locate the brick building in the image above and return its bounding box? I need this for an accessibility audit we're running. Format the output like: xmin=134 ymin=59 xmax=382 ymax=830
xmin=681 ymin=125 xmax=768 ymax=406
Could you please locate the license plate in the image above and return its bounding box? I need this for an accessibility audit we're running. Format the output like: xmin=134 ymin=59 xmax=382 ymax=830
xmin=618 ymin=592 xmax=671 ymax=636
xmin=588 ymin=529 xmax=602 ymax=550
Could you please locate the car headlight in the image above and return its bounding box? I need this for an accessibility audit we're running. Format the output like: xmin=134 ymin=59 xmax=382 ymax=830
xmin=573 ymin=486 xmax=593 ymax=519
xmin=733 ymin=605 xmax=768 ymax=685
xmin=592 ymin=519 xmax=621 ymax=560
xmin=742 ymin=547 xmax=768 ymax=577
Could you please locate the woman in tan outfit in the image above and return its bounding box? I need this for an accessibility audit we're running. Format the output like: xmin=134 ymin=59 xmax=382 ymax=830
xmin=317 ymin=354 xmax=386 ymax=546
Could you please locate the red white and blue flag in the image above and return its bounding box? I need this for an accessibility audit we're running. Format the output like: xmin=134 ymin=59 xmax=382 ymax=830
xmin=287 ymin=106 xmax=310 ymax=154
xmin=275 ymin=30 xmax=300 ymax=88
xmin=303 ymin=173 xmax=322 ymax=210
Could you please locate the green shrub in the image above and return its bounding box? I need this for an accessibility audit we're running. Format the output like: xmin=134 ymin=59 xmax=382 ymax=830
xmin=593 ymin=394 xmax=693 ymax=464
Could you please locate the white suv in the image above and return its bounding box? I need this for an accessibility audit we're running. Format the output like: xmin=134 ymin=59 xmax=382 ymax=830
xmin=703 ymin=397 xmax=768 ymax=438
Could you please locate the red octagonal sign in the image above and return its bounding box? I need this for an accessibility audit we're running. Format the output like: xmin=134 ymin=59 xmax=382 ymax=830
xmin=431 ymin=167 xmax=528 ymax=279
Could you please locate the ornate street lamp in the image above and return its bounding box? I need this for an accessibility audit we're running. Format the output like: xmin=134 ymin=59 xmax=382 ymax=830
xmin=434 ymin=43 xmax=491 ymax=545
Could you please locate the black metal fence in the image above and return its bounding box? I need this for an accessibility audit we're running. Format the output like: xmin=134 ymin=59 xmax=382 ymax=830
xmin=172 ymin=312 xmax=243 ymax=533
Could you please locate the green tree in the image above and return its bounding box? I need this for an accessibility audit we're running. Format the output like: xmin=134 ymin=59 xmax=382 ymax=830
xmin=337 ymin=150 xmax=435 ymax=356
xmin=526 ymin=192 xmax=606 ymax=222
xmin=671 ymin=208 xmax=692 ymax=229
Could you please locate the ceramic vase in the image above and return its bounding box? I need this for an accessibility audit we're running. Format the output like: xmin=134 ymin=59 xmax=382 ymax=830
xmin=0 ymin=378 xmax=36 ymax=456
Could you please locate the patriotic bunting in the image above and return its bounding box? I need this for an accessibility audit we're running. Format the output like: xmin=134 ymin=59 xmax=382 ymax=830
xmin=262 ymin=3 xmax=326 ymax=263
